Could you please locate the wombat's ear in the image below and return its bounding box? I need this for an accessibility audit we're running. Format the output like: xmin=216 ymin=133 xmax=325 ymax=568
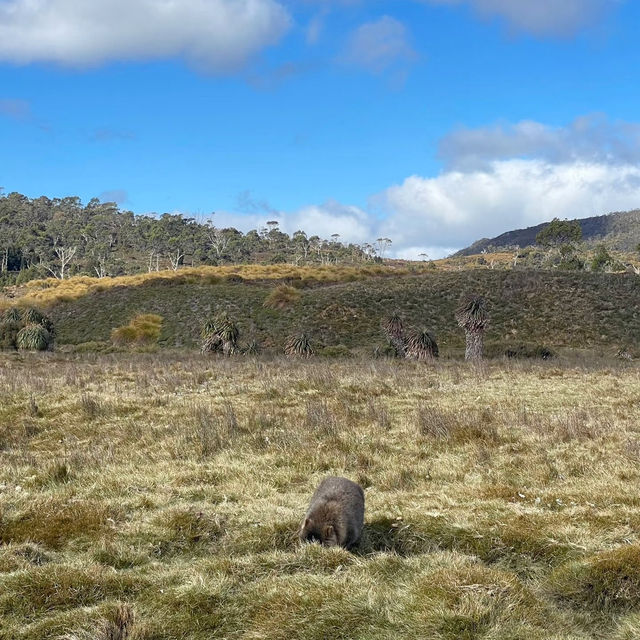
xmin=304 ymin=518 xmax=312 ymax=529
xmin=323 ymin=525 xmax=335 ymax=539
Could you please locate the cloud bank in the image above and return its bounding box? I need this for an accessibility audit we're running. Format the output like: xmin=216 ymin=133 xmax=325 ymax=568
xmin=220 ymin=116 xmax=640 ymax=259
xmin=0 ymin=0 xmax=291 ymax=71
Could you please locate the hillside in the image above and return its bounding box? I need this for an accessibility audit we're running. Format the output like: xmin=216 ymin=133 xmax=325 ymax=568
xmin=11 ymin=266 xmax=640 ymax=355
xmin=456 ymin=209 xmax=640 ymax=256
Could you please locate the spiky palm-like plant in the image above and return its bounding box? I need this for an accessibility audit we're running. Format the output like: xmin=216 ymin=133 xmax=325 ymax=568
xmin=406 ymin=330 xmax=439 ymax=361
xmin=201 ymin=312 xmax=239 ymax=356
xmin=244 ymin=340 xmax=260 ymax=356
xmin=455 ymin=295 xmax=489 ymax=361
xmin=17 ymin=324 xmax=51 ymax=351
xmin=382 ymin=312 xmax=406 ymax=358
xmin=20 ymin=307 xmax=56 ymax=339
xmin=285 ymin=333 xmax=314 ymax=358
xmin=201 ymin=333 xmax=222 ymax=354
xmin=2 ymin=307 xmax=22 ymax=324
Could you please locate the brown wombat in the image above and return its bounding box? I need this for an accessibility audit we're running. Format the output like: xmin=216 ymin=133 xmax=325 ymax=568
xmin=299 ymin=476 xmax=365 ymax=549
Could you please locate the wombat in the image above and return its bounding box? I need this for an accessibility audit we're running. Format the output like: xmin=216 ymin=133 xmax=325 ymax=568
xmin=299 ymin=476 xmax=365 ymax=549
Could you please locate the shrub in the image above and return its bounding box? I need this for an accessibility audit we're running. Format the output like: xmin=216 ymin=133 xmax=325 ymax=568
xmin=16 ymin=324 xmax=51 ymax=351
xmin=111 ymin=314 xmax=163 ymax=346
xmin=263 ymin=284 xmax=301 ymax=310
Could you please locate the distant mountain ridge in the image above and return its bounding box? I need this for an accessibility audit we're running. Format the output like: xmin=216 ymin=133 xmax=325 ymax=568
xmin=455 ymin=209 xmax=640 ymax=257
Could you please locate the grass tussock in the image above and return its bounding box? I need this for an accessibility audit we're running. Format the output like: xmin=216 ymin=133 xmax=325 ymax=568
xmin=0 ymin=352 xmax=639 ymax=638
xmin=263 ymin=284 xmax=302 ymax=310
xmin=547 ymin=545 xmax=640 ymax=612
xmin=110 ymin=313 xmax=163 ymax=347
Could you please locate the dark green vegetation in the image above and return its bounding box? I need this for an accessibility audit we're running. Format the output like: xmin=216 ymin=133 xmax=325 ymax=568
xmin=0 ymin=191 xmax=372 ymax=285
xmin=2 ymin=353 xmax=640 ymax=639
xmin=456 ymin=209 xmax=640 ymax=256
xmin=44 ymin=269 xmax=640 ymax=356
xmin=0 ymin=306 xmax=55 ymax=351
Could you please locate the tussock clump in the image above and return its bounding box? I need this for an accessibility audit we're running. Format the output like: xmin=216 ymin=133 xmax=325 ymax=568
xmin=17 ymin=324 xmax=51 ymax=351
xmin=407 ymin=564 xmax=553 ymax=638
xmin=111 ymin=314 xmax=163 ymax=347
xmin=0 ymin=543 xmax=53 ymax=573
xmin=1 ymin=306 xmax=55 ymax=351
xmin=181 ymin=401 xmax=241 ymax=457
xmin=1 ymin=307 xmax=23 ymax=324
xmin=0 ymin=564 xmax=142 ymax=619
xmin=80 ymin=393 xmax=103 ymax=420
xmin=152 ymin=509 xmax=224 ymax=557
xmin=416 ymin=406 xmax=499 ymax=444
xmin=263 ymin=284 xmax=301 ymax=310
xmin=304 ymin=399 xmax=338 ymax=438
xmin=0 ymin=499 xmax=117 ymax=549
xmin=547 ymin=545 xmax=640 ymax=612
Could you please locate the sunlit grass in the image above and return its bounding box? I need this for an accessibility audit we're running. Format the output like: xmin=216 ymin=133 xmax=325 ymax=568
xmin=1 ymin=352 xmax=639 ymax=638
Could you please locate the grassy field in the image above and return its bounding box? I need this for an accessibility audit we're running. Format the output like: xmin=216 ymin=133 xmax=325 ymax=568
xmin=4 ymin=267 xmax=638 ymax=356
xmin=2 ymin=351 xmax=640 ymax=639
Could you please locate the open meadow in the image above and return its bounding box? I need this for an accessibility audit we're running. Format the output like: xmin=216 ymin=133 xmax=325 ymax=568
xmin=2 ymin=351 xmax=640 ymax=639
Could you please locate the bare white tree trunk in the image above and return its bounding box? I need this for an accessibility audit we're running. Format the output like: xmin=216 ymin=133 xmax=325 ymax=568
xmin=168 ymin=250 xmax=184 ymax=271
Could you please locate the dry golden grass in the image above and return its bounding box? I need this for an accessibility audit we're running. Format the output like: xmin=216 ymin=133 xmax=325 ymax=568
xmin=8 ymin=264 xmax=425 ymax=308
xmin=1 ymin=352 xmax=640 ymax=638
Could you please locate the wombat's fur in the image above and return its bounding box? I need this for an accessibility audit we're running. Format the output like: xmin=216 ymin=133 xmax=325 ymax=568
xmin=299 ymin=476 xmax=365 ymax=549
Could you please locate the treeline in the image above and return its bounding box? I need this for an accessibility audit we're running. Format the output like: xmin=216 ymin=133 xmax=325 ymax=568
xmin=0 ymin=191 xmax=380 ymax=284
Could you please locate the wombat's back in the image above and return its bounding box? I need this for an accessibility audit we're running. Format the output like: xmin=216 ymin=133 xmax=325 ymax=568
xmin=301 ymin=476 xmax=365 ymax=549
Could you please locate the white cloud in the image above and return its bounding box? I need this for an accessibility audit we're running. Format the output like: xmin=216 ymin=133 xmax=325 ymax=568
xmin=376 ymin=160 xmax=640 ymax=249
xmin=0 ymin=0 xmax=291 ymax=71
xmin=423 ymin=0 xmax=615 ymax=36
xmin=340 ymin=16 xmax=416 ymax=73
xmin=212 ymin=158 xmax=640 ymax=258
xmin=439 ymin=115 xmax=640 ymax=170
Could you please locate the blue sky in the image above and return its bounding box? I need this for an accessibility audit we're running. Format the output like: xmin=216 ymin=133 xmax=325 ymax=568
xmin=1 ymin=0 xmax=640 ymax=257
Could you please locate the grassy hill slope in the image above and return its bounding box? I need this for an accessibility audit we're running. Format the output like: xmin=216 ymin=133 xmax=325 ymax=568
xmin=31 ymin=268 xmax=640 ymax=355
xmin=456 ymin=209 xmax=640 ymax=256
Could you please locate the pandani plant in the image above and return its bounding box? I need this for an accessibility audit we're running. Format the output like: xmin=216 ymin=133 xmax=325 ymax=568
xmin=406 ymin=329 xmax=439 ymax=361
xmin=382 ymin=312 xmax=407 ymax=358
xmin=284 ymin=333 xmax=314 ymax=358
xmin=455 ymin=295 xmax=489 ymax=361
